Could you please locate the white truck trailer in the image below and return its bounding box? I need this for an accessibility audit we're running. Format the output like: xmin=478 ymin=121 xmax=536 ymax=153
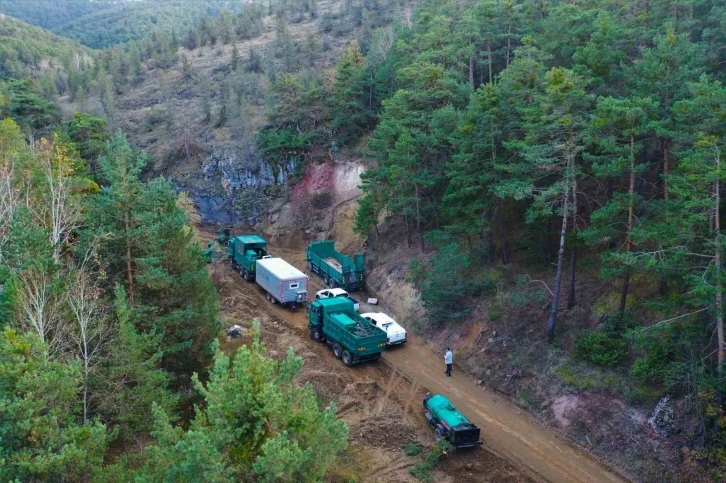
xmin=255 ymin=257 xmax=308 ymax=309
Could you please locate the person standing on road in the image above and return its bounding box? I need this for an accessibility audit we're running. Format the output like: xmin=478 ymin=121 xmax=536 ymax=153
xmin=444 ymin=348 xmax=453 ymax=377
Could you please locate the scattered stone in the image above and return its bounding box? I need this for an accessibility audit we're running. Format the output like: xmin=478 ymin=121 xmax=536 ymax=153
xmin=648 ymin=396 xmax=676 ymax=436
xmin=227 ymin=324 xmax=246 ymax=339
xmin=367 ymin=298 xmax=378 ymax=305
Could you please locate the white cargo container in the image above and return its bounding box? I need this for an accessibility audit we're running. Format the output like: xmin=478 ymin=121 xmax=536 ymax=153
xmin=255 ymin=257 xmax=308 ymax=308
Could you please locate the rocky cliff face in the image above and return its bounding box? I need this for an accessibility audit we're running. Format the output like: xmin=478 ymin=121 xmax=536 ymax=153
xmin=177 ymin=147 xmax=297 ymax=225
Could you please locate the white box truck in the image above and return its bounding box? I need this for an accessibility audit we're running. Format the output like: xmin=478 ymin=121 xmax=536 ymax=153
xmin=256 ymin=257 xmax=308 ymax=309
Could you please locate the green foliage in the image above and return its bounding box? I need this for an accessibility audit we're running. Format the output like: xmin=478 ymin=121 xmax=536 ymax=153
xmin=112 ymin=324 xmax=348 ymax=481
xmin=84 ymin=134 xmax=220 ymax=385
xmin=401 ymin=440 xmax=424 ymax=456
xmin=409 ymin=439 xmax=453 ymax=483
xmin=575 ymin=331 xmax=628 ymax=367
xmin=418 ymin=239 xmax=488 ymax=324
xmin=0 ymin=329 xmax=108 ymax=481
xmin=0 ymin=79 xmax=61 ymax=135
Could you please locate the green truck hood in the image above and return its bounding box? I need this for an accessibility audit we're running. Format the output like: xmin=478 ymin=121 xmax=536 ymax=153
xmin=426 ymin=394 xmax=472 ymax=430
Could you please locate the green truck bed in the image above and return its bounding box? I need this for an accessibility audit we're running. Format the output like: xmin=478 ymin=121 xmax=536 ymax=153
xmin=306 ymin=240 xmax=364 ymax=291
xmin=309 ymin=297 xmax=386 ymax=366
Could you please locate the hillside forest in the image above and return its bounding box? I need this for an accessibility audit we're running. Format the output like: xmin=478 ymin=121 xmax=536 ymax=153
xmin=2 ymin=0 xmax=726 ymax=480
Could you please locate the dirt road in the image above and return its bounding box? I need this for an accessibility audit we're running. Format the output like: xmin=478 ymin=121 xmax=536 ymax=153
xmin=251 ymin=244 xmax=628 ymax=483
xmin=383 ymin=340 xmax=627 ymax=483
xmin=203 ymin=227 xmax=628 ymax=482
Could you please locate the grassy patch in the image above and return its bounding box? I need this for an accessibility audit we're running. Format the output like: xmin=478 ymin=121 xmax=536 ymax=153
xmin=409 ymin=440 xmax=453 ymax=483
xmin=325 ymin=445 xmax=371 ymax=483
xmin=400 ymin=440 xmax=424 ymax=456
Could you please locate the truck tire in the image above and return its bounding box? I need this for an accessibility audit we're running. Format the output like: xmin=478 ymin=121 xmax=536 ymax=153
xmin=324 ymin=274 xmax=330 ymax=286
xmin=311 ymin=329 xmax=323 ymax=342
xmin=434 ymin=427 xmax=444 ymax=441
xmin=307 ymin=261 xmax=313 ymax=272
xmin=342 ymin=350 xmax=353 ymax=367
xmin=332 ymin=279 xmax=339 ymax=288
xmin=332 ymin=343 xmax=343 ymax=359
xmin=242 ymin=268 xmax=249 ymax=281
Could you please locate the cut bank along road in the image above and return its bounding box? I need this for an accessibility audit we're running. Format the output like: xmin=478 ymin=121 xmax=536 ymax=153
xmin=232 ymin=239 xmax=628 ymax=483
xmin=383 ymin=338 xmax=628 ymax=483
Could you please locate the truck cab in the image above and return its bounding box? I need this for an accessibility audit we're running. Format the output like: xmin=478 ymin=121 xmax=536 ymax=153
xmin=308 ymin=298 xmax=386 ymax=366
xmin=228 ymin=234 xmax=269 ymax=281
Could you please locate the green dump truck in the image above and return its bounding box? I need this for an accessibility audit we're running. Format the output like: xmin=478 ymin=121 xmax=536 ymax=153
xmin=306 ymin=240 xmax=364 ymax=291
xmin=423 ymin=393 xmax=483 ymax=449
xmin=228 ymin=234 xmax=269 ymax=281
xmin=308 ymin=297 xmax=386 ymax=366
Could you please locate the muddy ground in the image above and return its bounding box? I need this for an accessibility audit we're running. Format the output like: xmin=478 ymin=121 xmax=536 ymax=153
xmin=208 ymin=246 xmax=530 ymax=483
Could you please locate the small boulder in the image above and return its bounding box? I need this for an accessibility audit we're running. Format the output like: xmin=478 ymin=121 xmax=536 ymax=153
xmin=227 ymin=324 xmax=245 ymax=339
xmin=648 ymin=396 xmax=676 ymax=436
xmin=367 ymin=298 xmax=378 ymax=305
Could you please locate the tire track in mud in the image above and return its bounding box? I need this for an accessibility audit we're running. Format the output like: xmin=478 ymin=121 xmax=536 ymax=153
xmin=210 ymin=259 xmax=531 ymax=483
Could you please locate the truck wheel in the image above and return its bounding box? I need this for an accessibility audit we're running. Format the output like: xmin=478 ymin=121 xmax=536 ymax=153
xmin=324 ymin=274 xmax=330 ymax=286
xmin=307 ymin=261 xmax=313 ymax=272
xmin=434 ymin=427 xmax=444 ymax=441
xmin=332 ymin=343 xmax=343 ymax=359
xmin=342 ymin=350 xmax=353 ymax=367
xmin=332 ymin=279 xmax=339 ymax=288
xmin=311 ymin=329 xmax=323 ymax=342
xmin=242 ymin=268 xmax=248 ymax=281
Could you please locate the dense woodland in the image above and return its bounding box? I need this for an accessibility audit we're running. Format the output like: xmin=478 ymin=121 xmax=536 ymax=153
xmin=3 ymin=0 xmax=726 ymax=479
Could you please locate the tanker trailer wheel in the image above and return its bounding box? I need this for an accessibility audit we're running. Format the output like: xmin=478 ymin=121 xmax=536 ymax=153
xmin=342 ymin=350 xmax=353 ymax=367
xmin=324 ymin=274 xmax=330 ymax=286
xmin=332 ymin=343 xmax=343 ymax=359
xmin=434 ymin=427 xmax=444 ymax=441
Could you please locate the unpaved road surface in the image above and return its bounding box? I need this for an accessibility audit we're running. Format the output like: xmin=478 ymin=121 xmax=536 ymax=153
xmin=384 ymin=341 xmax=627 ymax=483
xmin=206 ymin=231 xmax=628 ymax=483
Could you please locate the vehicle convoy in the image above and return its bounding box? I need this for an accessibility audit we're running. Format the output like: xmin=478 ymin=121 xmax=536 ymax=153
xmin=423 ymin=393 xmax=483 ymax=448
xmin=308 ymin=297 xmax=387 ymax=366
xmin=362 ymin=312 xmax=407 ymax=345
xmin=256 ymin=257 xmax=308 ymax=309
xmin=306 ymin=240 xmax=364 ymax=291
xmin=315 ymin=288 xmax=360 ymax=311
xmin=228 ymin=234 xmax=270 ymax=281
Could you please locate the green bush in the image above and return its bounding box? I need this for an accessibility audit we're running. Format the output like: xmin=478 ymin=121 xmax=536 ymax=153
xmin=400 ymin=441 xmax=423 ymax=456
xmin=575 ymin=331 xmax=628 ymax=366
xmin=407 ymin=259 xmax=426 ymax=287
xmin=409 ymin=440 xmax=453 ymax=483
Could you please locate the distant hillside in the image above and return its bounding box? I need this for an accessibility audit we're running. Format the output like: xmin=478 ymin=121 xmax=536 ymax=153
xmin=0 ymin=0 xmax=114 ymax=31
xmin=0 ymin=0 xmax=241 ymax=49
xmin=0 ymin=13 xmax=93 ymax=81
xmin=58 ymin=0 xmax=407 ymax=223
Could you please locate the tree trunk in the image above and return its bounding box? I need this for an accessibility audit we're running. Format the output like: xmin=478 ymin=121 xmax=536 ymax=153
xmin=663 ymin=139 xmax=670 ymax=202
xmin=469 ymin=55 xmax=474 ymax=89
xmin=488 ymin=209 xmax=496 ymax=263
xmin=124 ymin=209 xmax=135 ymax=305
xmin=404 ymin=213 xmax=412 ymax=248
xmin=620 ymin=134 xmax=637 ymax=314
xmin=567 ymin=181 xmax=577 ymax=309
xmin=714 ymin=146 xmax=724 ymax=414
xmin=415 ymin=183 xmax=424 ymax=252
xmin=567 ymin=247 xmax=577 ymax=310
xmin=497 ymin=199 xmax=509 ymax=265
xmin=487 ymin=41 xmax=493 ymax=85
xmin=505 ymin=26 xmax=511 ymax=68
xmin=547 ymin=187 xmax=570 ymax=343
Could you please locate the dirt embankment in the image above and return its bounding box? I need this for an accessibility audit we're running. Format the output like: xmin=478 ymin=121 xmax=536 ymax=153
xmin=200 ymin=156 xmax=632 ymax=482
xmin=208 ymin=249 xmax=530 ymax=483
